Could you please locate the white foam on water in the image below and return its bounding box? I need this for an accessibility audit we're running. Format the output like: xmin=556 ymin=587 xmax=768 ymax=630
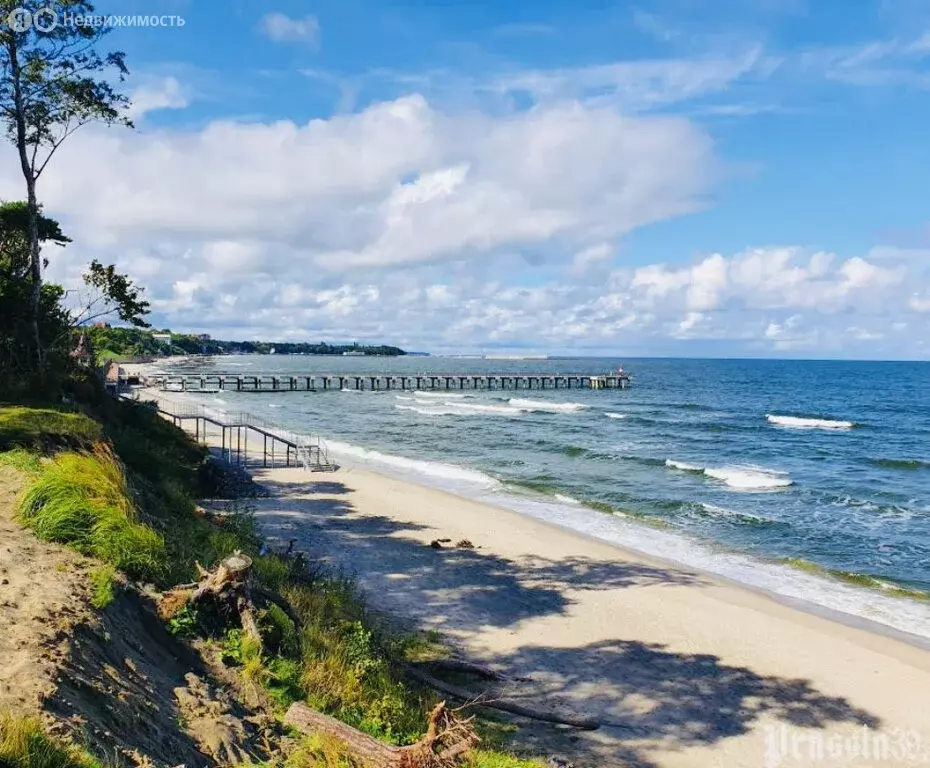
xmin=340 ymin=388 xmax=363 ymax=393
xmin=605 ymin=412 xmax=627 ymax=419
xmin=508 ymin=398 xmax=588 ymax=413
xmin=554 ymin=494 xmax=582 ymax=505
xmin=704 ymin=466 xmax=792 ymax=490
xmin=767 ymin=414 xmax=855 ymax=430
xmin=326 ymin=439 xmax=498 ymax=490
xmin=666 ymin=460 xmax=792 ymax=490
xmin=413 ymin=390 xmax=467 ymax=399
xmin=395 ymin=401 xmax=526 ymax=417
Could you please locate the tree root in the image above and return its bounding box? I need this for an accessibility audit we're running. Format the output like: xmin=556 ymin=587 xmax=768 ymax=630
xmin=284 ymin=701 xmax=479 ymax=767
xmin=158 ymin=552 xmax=297 ymax=652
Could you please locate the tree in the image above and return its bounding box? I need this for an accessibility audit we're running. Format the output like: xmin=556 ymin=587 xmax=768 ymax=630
xmin=74 ymin=260 xmax=150 ymax=328
xmin=0 ymin=0 xmax=131 ymax=369
xmin=0 ymin=202 xmax=149 ymax=396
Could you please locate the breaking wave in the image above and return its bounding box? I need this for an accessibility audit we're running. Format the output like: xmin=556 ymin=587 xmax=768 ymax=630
xmin=767 ymin=414 xmax=855 ymax=430
xmin=666 ymin=460 xmax=793 ymax=490
xmin=508 ymin=398 xmax=588 ymax=413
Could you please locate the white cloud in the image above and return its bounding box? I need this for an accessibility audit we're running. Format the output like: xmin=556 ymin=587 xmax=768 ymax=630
xmin=0 ymin=72 xmax=925 ymax=358
xmin=128 ymin=77 xmax=189 ymax=120
xmin=13 ymin=95 xmax=714 ymax=275
xmin=260 ymin=12 xmax=321 ymax=47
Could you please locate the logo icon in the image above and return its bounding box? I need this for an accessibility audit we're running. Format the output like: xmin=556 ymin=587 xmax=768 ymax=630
xmin=6 ymin=7 xmax=59 ymax=32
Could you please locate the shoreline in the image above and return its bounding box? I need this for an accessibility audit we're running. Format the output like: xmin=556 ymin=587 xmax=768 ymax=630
xmin=136 ymin=385 xmax=930 ymax=643
xmin=137 ymin=386 xmax=930 ymax=767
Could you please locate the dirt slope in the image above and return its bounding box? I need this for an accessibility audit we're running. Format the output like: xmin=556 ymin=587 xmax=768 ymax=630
xmin=0 ymin=466 xmax=269 ymax=767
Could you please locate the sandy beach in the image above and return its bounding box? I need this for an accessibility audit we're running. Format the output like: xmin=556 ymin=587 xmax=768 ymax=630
xmin=240 ymin=461 xmax=930 ymax=768
xmin=136 ymin=387 xmax=930 ymax=767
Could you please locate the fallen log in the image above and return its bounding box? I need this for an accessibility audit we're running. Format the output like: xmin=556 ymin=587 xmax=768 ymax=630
xmin=404 ymin=667 xmax=599 ymax=731
xmin=284 ymin=701 xmax=479 ymax=767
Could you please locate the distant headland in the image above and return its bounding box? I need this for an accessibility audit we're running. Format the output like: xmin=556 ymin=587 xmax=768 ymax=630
xmin=86 ymin=326 xmax=406 ymax=361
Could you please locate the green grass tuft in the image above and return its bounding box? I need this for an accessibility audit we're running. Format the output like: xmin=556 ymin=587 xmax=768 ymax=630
xmin=89 ymin=564 xmax=118 ymax=610
xmin=0 ymin=449 xmax=43 ymax=474
xmin=0 ymin=713 xmax=102 ymax=768
xmin=18 ymin=447 xmax=165 ymax=579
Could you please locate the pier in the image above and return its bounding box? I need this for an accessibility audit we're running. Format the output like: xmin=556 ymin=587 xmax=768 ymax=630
xmin=138 ymin=372 xmax=632 ymax=393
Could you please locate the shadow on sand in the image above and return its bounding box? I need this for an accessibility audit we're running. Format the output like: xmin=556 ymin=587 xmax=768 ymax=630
xmin=250 ymin=476 xmax=882 ymax=767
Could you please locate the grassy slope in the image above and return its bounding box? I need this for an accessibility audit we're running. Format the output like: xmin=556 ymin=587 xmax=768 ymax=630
xmin=0 ymin=401 xmax=542 ymax=768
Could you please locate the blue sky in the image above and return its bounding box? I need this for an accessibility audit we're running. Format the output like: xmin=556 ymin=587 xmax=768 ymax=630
xmin=7 ymin=0 xmax=930 ymax=357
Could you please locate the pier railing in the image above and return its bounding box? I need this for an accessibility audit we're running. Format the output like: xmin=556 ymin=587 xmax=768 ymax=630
xmin=139 ymin=371 xmax=632 ymax=393
xmin=132 ymin=392 xmax=335 ymax=472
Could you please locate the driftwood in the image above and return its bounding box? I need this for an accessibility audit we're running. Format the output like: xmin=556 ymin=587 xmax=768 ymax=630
xmin=284 ymin=701 xmax=479 ymax=767
xmin=404 ymin=666 xmax=599 ymax=731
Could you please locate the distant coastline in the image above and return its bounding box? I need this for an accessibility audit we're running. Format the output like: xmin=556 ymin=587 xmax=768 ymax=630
xmin=87 ymin=326 xmax=406 ymax=363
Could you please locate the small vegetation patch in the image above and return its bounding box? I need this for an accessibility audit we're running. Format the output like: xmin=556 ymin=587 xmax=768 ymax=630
xmin=89 ymin=564 xmax=119 ymax=609
xmin=0 ymin=713 xmax=101 ymax=768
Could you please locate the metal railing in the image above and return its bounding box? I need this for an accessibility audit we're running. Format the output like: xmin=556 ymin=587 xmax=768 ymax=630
xmin=130 ymin=392 xmax=335 ymax=471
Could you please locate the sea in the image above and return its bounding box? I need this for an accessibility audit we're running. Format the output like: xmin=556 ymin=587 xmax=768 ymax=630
xmin=154 ymin=356 xmax=930 ymax=641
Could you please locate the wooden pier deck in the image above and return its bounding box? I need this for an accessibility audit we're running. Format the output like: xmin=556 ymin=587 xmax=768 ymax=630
xmin=140 ymin=372 xmax=632 ymax=393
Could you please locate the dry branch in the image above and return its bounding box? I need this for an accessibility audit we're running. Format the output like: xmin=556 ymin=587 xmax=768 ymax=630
xmin=404 ymin=666 xmax=599 ymax=731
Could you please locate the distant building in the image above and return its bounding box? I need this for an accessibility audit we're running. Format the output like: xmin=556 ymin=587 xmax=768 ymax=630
xmin=152 ymin=333 xmax=172 ymax=346
xmin=197 ymin=333 xmax=211 ymax=341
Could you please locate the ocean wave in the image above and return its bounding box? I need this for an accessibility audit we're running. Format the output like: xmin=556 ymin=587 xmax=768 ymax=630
xmin=766 ymin=414 xmax=855 ymax=430
xmin=699 ymin=503 xmax=771 ymax=525
xmin=868 ymin=457 xmax=930 ymax=471
xmin=508 ymin=398 xmax=588 ymax=413
xmin=666 ymin=460 xmax=792 ymax=490
xmin=605 ymin=412 xmax=627 ymax=419
xmin=554 ymin=493 xmax=582 ymax=505
xmin=665 ymin=459 xmax=703 ymax=472
xmin=412 ymin=390 xmax=467 ymax=399
xmin=396 ymin=400 xmax=525 ymax=417
xmin=326 ymin=439 xmax=498 ymax=487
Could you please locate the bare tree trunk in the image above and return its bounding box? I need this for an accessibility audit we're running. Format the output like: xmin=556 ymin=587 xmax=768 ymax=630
xmin=7 ymin=36 xmax=43 ymax=371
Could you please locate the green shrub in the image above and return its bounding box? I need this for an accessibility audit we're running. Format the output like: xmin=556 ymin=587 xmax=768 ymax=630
xmin=0 ymin=713 xmax=101 ymax=768
xmin=18 ymin=447 xmax=165 ymax=579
